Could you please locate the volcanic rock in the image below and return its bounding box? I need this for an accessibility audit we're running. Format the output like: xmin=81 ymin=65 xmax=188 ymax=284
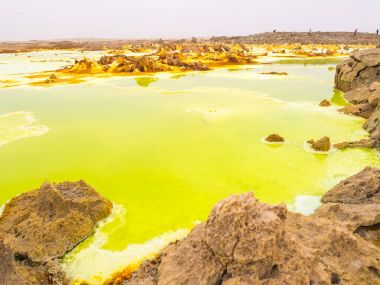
xmin=333 ymin=139 xmax=376 ymax=150
xmin=0 ymin=181 xmax=113 ymax=285
xmin=315 ymin=167 xmax=380 ymax=243
xmin=265 ymin=134 xmax=285 ymax=143
xmin=364 ymin=105 xmax=380 ymax=144
xmin=319 ymin=99 xmax=331 ymax=107
xmin=259 ymin=71 xmax=288 ymax=76
xmin=122 ymin=192 xmax=380 ymax=285
xmin=67 ymin=58 xmax=104 ymax=73
xmin=307 ymin=136 xmax=331 ymax=151
xmin=339 ymin=103 xmax=375 ymax=119
xmin=335 ymin=48 xmax=380 ymax=92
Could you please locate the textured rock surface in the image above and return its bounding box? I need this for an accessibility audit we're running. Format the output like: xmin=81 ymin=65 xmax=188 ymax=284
xmin=333 ymin=139 xmax=375 ymax=150
xmin=121 ymin=191 xmax=380 ymax=285
xmin=0 ymin=181 xmax=113 ymax=285
xmin=265 ymin=134 xmax=285 ymax=143
xmin=335 ymin=48 xmax=380 ymax=148
xmin=335 ymin=48 xmax=380 ymax=92
xmin=307 ymin=136 xmax=331 ymax=151
xmin=315 ymin=167 xmax=380 ymax=243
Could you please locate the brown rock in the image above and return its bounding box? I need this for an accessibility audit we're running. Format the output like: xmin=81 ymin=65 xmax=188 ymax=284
xmin=315 ymin=167 xmax=380 ymax=244
xmin=335 ymin=48 xmax=380 ymax=92
xmin=67 ymin=58 xmax=104 ymax=73
xmin=321 ymin=167 xmax=380 ymax=204
xmin=49 ymin=73 xmax=57 ymax=80
xmin=344 ymin=86 xmax=372 ymax=104
xmin=333 ymin=139 xmax=376 ymax=149
xmin=121 ymin=193 xmax=380 ymax=285
xmin=339 ymin=103 xmax=375 ymax=119
xmin=259 ymin=71 xmax=288 ymax=76
xmin=265 ymin=134 xmax=285 ymax=143
xmin=351 ymin=48 xmax=380 ymax=67
xmin=319 ymin=99 xmax=331 ymax=107
xmin=364 ymin=106 xmax=380 ymax=144
xmin=307 ymin=136 xmax=331 ymax=151
xmin=0 ymin=181 xmax=113 ymax=285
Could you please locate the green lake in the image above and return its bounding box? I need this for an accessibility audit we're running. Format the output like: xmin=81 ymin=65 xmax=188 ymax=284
xmin=0 ymin=51 xmax=379 ymax=283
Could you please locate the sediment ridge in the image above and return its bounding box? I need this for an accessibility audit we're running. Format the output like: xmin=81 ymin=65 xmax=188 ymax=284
xmin=1 ymin=32 xmax=379 ymax=53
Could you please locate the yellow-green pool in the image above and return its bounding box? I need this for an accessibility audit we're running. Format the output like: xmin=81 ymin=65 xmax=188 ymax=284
xmin=0 ymin=52 xmax=379 ymax=283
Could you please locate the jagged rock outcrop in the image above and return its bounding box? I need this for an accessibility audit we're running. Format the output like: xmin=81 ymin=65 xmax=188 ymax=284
xmin=121 ymin=190 xmax=380 ymax=285
xmin=335 ymin=48 xmax=380 ymax=148
xmin=0 ymin=181 xmax=113 ymax=285
xmin=335 ymin=48 xmax=380 ymax=92
xmin=66 ymin=58 xmax=105 ymax=73
xmin=315 ymin=167 xmax=380 ymax=243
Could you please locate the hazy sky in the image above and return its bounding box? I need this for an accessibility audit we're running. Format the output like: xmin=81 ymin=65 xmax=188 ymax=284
xmin=1 ymin=0 xmax=379 ymax=41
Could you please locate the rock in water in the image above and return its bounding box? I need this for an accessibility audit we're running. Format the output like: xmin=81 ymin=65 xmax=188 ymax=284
xmin=319 ymin=99 xmax=331 ymax=107
xmin=122 ymin=192 xmax=380 ymax=285
xmin=0 ymin=181 xmax=113 ymax=285
xmin=315 ymin=167 xmax=380 ymax=243
xmin=307 ymin=136 xmax=331 ymax=151
xmin=338 ymin=103 xmax=375 ymax=119
xmin=333 ymin=139 xmax=375 ymax=150
xmin=265 ymin=134 xmax=285 ymax=143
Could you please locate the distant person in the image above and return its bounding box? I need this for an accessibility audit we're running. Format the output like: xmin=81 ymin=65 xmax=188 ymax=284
xmin=354 ymin=28 xmax=358 ymax=36
xmin=377 ymin=29 xmax=379 ymax=35
xmin=308 ymin=28 xmax=312 ymax=35
xmin=273 ymin=29 xmax=277 ymax=33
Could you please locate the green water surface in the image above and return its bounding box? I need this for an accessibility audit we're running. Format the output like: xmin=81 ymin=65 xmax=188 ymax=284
xmin=0 ymin=53 xmax=379 ymax=252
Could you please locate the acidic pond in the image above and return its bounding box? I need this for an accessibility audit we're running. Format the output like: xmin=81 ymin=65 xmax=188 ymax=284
xmin=0 ymin=51 xmax=379 ymax=283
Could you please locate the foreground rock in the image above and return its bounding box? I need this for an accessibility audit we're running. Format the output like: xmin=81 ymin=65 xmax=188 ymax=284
xmin=0 ymin=181 xmax=113 ymax=285
xmin=307 ymin=136 xmax=331 ymax=151
xmin=121 ymin=191 xmax=380 ymax=285
xmin=315 ymin=167 xmax=380 ymax=243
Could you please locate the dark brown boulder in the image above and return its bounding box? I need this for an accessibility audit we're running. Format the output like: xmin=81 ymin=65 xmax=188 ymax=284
xmin=265 ymin=134 xmax=285 ymax=143
xmin=307 ymin=136 xmax=331 ymax=151
xmin=319 ymin=99 xmax=331 ymax=107
xmin=121 ymin=193 xmax=380 ymax=285
xmin=0 ymin=181 xmax=113 ymax=285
